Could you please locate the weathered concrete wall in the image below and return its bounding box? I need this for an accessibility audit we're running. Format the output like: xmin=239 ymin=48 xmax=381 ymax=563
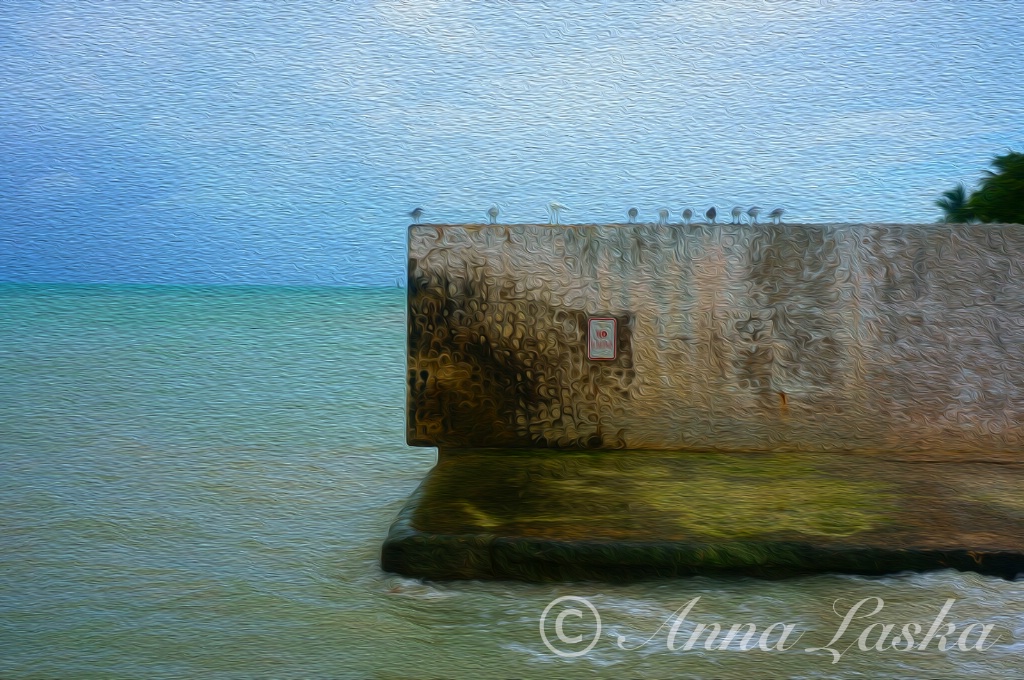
xmin=407 ymin=222 xmax=1024 ymax=455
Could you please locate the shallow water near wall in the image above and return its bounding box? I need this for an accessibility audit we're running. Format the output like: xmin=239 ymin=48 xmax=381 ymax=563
xmin=1 ymin=283 xmax=1021 ymax=678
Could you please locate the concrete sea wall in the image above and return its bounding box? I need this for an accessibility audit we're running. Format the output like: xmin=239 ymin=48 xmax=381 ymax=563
xmin=407 ymin=222 xmax=1024 ymax=456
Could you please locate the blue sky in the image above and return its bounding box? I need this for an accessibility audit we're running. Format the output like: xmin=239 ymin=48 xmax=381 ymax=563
xmin=1 ymin=1 xmax=1022 ymax=285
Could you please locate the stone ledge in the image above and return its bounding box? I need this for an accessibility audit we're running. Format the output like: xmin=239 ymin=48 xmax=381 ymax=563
xmin=381 ymin=449 xmax=1024 ymax=581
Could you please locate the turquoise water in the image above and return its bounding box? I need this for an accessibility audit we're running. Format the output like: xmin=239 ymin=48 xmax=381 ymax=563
xmin=1 ymin=284 xmax=1021 ymax=678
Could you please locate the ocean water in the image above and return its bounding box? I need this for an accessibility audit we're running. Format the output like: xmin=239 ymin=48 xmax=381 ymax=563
xmin=1 ymin=283 xmax=1021 ymax=679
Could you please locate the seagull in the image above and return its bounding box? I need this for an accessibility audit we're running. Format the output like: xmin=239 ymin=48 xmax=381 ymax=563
xmin=658 ymin=208 xmax=669 ymax=226
xmin=487 ymin=205 xmax=499 ymax=224
xmin=627 ymin=207 xmax=639 ymax=224
xmin=682 ymin=208 xmax=693 ymax=226
xmin=769 ymin=208 xmax=785 ymax=225
xmin=705 ymin=206 xmax=717 ymax=224
xmin=747 ymin=206 xmax=762 ymax=225
xmin=409 ymin=207 xmax=423 ymax=224
xmin=548 ymin=202 xmax=567 ymax=225
xmin=731 ymin=206 xmax=743 ymax=224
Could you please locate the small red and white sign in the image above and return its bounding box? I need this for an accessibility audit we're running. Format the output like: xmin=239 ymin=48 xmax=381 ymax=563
xmin=588 ymin=318 xmax=617 ymax=360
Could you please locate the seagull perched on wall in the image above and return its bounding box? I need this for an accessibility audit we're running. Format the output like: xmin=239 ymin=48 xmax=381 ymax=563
xmin=705 ymin=206 xmax=717 ymax=224
xmin=409 ymin=207 xmax=424 ymax=224
xmin=658 ymin=208 xmax=669 ymax=226
xmin=487 ymin=205 xmax=499 ymax=224
xmin=627 ymin=207 xmax=639 ymax=224
xmin=682 ymin=208 xmax=693 ymax=226
xmin=769 ymin=208 xmax=785 ymax=224
xmin=747 ymin=206 xmax=762 ymax=225
xmin=548 ymin=202 xmax=567 ymax=225
xmin=731 ymin=206 xmax=743 ymax=224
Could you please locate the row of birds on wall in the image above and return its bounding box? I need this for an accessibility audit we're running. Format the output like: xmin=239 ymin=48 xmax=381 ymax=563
xmin=409 ymin=205 xmax=786 ymax=226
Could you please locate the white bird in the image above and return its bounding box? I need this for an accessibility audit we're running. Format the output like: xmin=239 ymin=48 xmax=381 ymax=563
xmin=409 ymin=207 xmax=423 ymax=224
xmin=627 ymin=207 xmax=639 ymax=224
xmin=548 ymin=202 xmax=567 ymax=225
xmin=731 ymin=206 xmax=743 ymax=224
xmin=682 ymin=208 xmax=693 ymax=226
xmin=769 ymin=208 xmax=785 ymax=225
xmin=747 ymin=206 xmax=762 ymax=225
xmin=658 ymin=208 xmax=670 ymax=226
xmin=487 ymin=205 xmax=499 ymax=224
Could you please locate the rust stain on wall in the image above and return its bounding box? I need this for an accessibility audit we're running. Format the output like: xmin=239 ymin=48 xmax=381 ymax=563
xmin=407 ymin=222 xmax=1024 ymax=455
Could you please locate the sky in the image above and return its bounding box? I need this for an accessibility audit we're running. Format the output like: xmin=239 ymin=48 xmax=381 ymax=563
xmin=1 ymin=1 xmax=1022 ymax=286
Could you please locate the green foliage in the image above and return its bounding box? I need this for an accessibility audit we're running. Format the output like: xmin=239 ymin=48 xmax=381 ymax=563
xmin=937 ymin=151 xmax=1024 ymax=224
xmin=935 ymin=183 xmax=974 ymax=223
xmin=967 ymin=151 xmax=1024 ymax=224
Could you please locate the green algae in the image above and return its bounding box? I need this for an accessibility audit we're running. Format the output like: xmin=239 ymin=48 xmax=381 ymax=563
xmin=388 ymin=449 xmax=1024 ymax=580
xmin=414 ymin=450 xmax=898 ymax=542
